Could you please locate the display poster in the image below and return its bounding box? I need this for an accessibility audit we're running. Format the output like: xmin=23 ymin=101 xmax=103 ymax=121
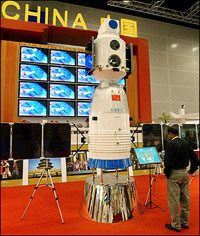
xmin=0 ymin=160 xmax=23 ymax=180
xmin=134 ymin=147 xmax=161 ymax=165
xmin=67 ymin=151 xmax=90 ymax=173
xmin=28 ymin=158 xmax=61 ymax=179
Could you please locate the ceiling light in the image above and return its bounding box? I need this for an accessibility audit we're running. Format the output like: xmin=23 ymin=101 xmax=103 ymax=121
xmin=123 ymin=0 xmax=130 ymax=3
xmin=171 ymin=44 xmax=178 ymax=48
xmin=192 ymin=47 xmax=198 ymax=52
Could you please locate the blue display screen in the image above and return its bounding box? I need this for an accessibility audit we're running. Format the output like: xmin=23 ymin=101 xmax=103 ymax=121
xmin=50 ymin=66 xmax=75 ymax=82
xmin=77 ymin=69 xmax=100 ymax=84
xmin=77 ymin=85 xmax=95 ymax=100
xmin=118 ymin=79 xmax=125 ymax=85
xmin=134 ymin=147 xmax=161 ymax=165
xmin=20 ymin=64 xmax=48 ymax=81
xmin=85 ymin=54 xmax=93 ymax=69
xmin=49 ymin=101 xmax=75 ymax=117
xmin=20 ymin=47 xmax=48 ymax=63
xmin=50 ymin=84 xmax=75 ymax=99
xmin=77 ymin=102 xmax=91 ymax=116
xmin=19 ymin=82 xmax=47 ymax=98
xmin=77 ymin=52 xmax=86 ymax=66
xmin=18 ymin=100 xmax=47 ymax=116
xmin=50 ymin=50 xmax=76 ymax=65
xmin=18 ymin=47 xmax=102 ymax=118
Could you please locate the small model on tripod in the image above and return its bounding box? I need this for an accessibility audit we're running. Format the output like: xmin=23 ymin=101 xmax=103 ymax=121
xmin=21 ymin=158 xmax=64 ymax=224
xmin=134 ymin=147 xmax=165 ymax=214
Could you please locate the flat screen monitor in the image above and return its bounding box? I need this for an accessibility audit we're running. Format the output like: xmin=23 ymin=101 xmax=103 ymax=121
xmin=180 ymin=124 xmax=197 ymax=150
xmin=50 ymin=50 xmax=76 ymax=65
xmin=49 ymin=101 xmax=75 ymax=117
xmin=77 ymin=69 xmax=100 ymax=84
xmin=50 ymin=66 xmax=76 ymax=82
xmin=142 ymin=124 xmax=162 ymax=152
xmin=134 ymin=147 xmax=161 ymax=165
xmin=77 ymin=85 xmax=95 ymax=100
xmin=12 ymin=123 xmax=42 ymax=159
xmin=49 ymin=84 xmax=75 ymax=99
xmin=20 ymin=46 xmax=48 ymax=63
xmin=77 ymin=102 xmax=91 ymax=116
xmin=0 ymin=123 xmax=10 ymax=160
xmin=77 ymin=52 xmax=86 ymax=67
xmin=19 ymin=64 xmax=48 ymax=81
xmin=162 ymin=124 xmax=179 ymax=151
xmin=19 ymin=82 xmax=47 ymax=98
xmin=44 ymin=123 xmax=71 ymax=158
xmin=18 ymin=100 xmax=47 ymax=117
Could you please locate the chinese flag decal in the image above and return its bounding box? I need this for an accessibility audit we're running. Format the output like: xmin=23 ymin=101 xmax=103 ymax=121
xmin=112 ymin=95 xmax=121 ymax=101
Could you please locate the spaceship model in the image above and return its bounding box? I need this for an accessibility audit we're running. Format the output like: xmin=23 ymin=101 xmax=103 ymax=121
xmin=87 ymin=19 xmax=132 ymax=169
xmin=169 ymin=105 xmax=199 ymax=123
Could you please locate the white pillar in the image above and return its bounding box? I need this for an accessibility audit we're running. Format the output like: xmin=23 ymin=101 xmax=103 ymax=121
xmin=22 ymin=160 xmax=29 ymax=185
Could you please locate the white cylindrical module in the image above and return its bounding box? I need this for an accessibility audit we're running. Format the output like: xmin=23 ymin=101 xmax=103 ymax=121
xmin=92 ymin=36 xmax=126 ymax=81
xmin=92 ymin=19 xmax=127 ymax=81
xmin=88 ymin=81 xmax=132 ymax=169
xmin=87 ymin=19 xmax=132 ymax=169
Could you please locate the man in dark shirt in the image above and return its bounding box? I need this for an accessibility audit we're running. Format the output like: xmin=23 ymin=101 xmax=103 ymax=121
xmin=164 ymin=126 xmax=199 ymax=232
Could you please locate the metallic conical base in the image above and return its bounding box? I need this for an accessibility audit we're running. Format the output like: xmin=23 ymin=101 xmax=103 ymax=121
xmin=83 ymin=174 xmax=136 ymax=223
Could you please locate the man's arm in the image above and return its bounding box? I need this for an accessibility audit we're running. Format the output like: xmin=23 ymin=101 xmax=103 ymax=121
xmin=164 ymin=142 xmax=174 ymax=178
xmin=188 ymin=145 xmax=199 ymax=174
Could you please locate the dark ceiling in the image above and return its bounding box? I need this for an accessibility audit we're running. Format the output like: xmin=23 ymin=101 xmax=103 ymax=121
xmin=56 ymin=0 xmax=199 ymax=29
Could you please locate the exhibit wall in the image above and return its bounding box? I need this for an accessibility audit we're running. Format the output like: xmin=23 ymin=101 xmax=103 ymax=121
xmin=1 ymin=0 xmax=199 ymax=122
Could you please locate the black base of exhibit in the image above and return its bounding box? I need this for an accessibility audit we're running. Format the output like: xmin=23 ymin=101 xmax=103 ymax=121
xmin=21 ymin=160 xmax=64 ymax=224
xmin=141 ymin=200 xmax=165 ymax=214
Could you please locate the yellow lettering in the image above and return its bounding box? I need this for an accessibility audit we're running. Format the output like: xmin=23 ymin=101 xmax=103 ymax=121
xmin=120 ymin=18 xmax=137 ymax=37
xmin=1 ymin=0 xmax=20 ymax=20
xmin=45 ymin=7 xmax=49 ymax=24
xmin=72 ymin=13 xmax=87 ymax=30
xmin=100 ymin=15 xmax=111 ymax=25
xmin=53 ymin=9 xmax=68 ymax=27
xmin=25 ymin=4 xmax=41 ymax=23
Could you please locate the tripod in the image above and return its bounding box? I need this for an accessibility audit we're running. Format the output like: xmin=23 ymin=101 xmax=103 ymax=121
xmin=145 ymin=164 xmax=161 ymax=205
xmin=21 ymin=159 xmax=64 ymax=224
xmin=131 ymin=124 xmax=141 ymax=148
xmin=71 ymin=123 xmax=87 ymax=158
xmin=141 ymin=164 xmax=165 ymax=214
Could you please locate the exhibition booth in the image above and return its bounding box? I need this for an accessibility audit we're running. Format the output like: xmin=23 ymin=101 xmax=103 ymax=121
xmin=1 ymin=7 xmax=199 ymax=235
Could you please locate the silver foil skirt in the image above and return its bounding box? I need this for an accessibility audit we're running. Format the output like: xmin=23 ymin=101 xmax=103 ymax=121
xmin=83 ymin=174 xmax=136 ymax=223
